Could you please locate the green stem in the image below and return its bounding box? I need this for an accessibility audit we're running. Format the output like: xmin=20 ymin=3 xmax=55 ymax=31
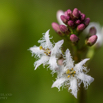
xmin=79 ymin=83 xmax=86 ymax=103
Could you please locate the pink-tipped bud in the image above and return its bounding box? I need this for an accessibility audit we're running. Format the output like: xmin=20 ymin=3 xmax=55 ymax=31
xmin=68 ymin=20 xmax=74 ymax=27
xmin=72 ymin=8 xmax=79 ymax=18
xmin=89 ymin=27 xmax=97 ymax=35
xmin=75 ymin=20 xmax=81 ymax=25
xmin=81 ymin=13 xmax=86 ymax=21
xmin=60 ymin=15 xmax=67 ymax=24
xmin=84 ymin=18 xmax=90 ymax=26
xmin=77 ymin=24 xmax=85 ymax=31
xmin=86 ymin=35 xmax=97 ymax=46
xmin=52 ymin=22 xmax=62 ymax=34
xmin=70 ymin=34 xmax=79 ymax=43
xmin=64 ymin=11 xmax=68 ymax=16
xmin=79 ymin=10 xmax=81 ymax=15
xmin=59 ymin=25 xmax=68 ymax=32
xmin=67 ymin=9 xmax=72 ymax=16
xmin=65 ymin=15 xmax=70 ymax=21
xmin=57 ymin=59 xmax=64 ymax=66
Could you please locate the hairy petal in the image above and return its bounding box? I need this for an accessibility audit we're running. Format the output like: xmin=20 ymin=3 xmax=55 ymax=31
xmin=49 ymin=56 xmax=58 ymax=71
xmin=64 ymin=49 xmax=74 ymax=69
xmin=77 ymin=73 xmax=94 ymax=88
xmin=74 ymin=58 xmax=89 ymax=73
xmin=29 ymin=46 xmax=44 ymax=57
xmin=38 ymin=30 xmax=53 ymax=48
xmin=52 ymin=77 xmax=66 ymax=90
xmin=69 ymin=78 xmax=78 ymax=98
xmin=51 ymin=40 xmax=64 ymax=55
xmin=34 ymin=56 xmax=49 ymax=70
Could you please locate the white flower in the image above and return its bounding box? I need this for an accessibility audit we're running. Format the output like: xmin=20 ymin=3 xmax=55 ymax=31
xmin=29 ymin=29 xmax=64 ymax=72
xmin=52 ymin=49 xmax=94 ymax=98
xmin=56 ymin=10 xmax=65 ymax=25
xmin=84 ymin=22 xmax=103 ymax=47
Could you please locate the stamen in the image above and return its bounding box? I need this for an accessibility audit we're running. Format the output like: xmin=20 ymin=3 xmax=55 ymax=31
xmin=39 ymin=46 xmax=43 ymax=50
xmin=66 ymin=68 xmax=76 ymax=78
xmin=66 ymin=69 xmax=70 ymax=74
xmin=67 ymin=75 xmax=70 ymax=78
xmin=39 ymin=46 xmax=51 ymax=56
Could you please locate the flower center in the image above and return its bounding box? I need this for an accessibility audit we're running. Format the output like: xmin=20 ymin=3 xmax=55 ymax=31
xmin=66 ymin=68 xmax=76 ymax=78
xmin=39 ymin=46 xmax=51 ymax=56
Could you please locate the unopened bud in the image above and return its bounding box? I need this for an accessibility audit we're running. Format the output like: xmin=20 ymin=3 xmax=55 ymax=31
xmin=86 ymin=35 xmax=97 ymax=46
xmin=68 ymin=20 xmax=74 ymax=27
xmin=75 ymin=20 xmax=81 ymax=25
xmin=77 ymin=24 xmax=85 ymax=31
xmin=64 ymin=11 xmax=68 ymax=16
xmin=59 ymin=25 xmax=68 ymax=32
xmin=84 ymin=18 xmax=90 ymax=26
xmin=72 ymin=8 xmax=79 ymax=18
xmin=52 ymin=22 xmax=62 ymax=34
xmin=60 ymin=15 xmax=67 ymax=24
xmin=57 ymin=59 xmax=64 ymax=66
xmin=67 ymin=9 xmax=72 ymax=16
xmin=81 ymin=13 xmax=86 ymax=21
xmin=89 ymin=27 xmax=97 ymax=35
xmin=70 ymin=34 xmax=79 ymax=43
xmin=79 ymin=10 xmax=81 ymax=15
xmin=65 ymin=15 xmax=70 ymax=21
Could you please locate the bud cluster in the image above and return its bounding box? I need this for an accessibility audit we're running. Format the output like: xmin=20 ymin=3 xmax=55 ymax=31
xmin=62 ymin=8 xmax=90 ymax=30
xmin=52 ymin=8 xmax=98 ymax=46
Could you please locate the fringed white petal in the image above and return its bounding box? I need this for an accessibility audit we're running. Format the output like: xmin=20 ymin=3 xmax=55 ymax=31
xmin=38 ymin=29 xmax=53 ymax=49
xmin=56 ymin=10 xmax=65 ymax=25
xmin=49 ymin=56 xmax=58 ymax=72
xmin=74 ymin=58 xmax=89 ymax=73
xmin=29 ymin=46 xmax=44 ymax=57
xmin=34 ymin=56 xmax=49 ymax=70
xmin=77 ymin=73 xmax=94 ymax=88
xmin=64 ymin=49 xmax=74 ymax=69
xmin=52 ymin=77 xmax=66 ymax=90
xmin=51 ymin=40 xmax=64 ymax=55
xmin=44 ymin=29 xmax=53 ymax=48
xmin=69 ymin=78 xmax=78 ymax=98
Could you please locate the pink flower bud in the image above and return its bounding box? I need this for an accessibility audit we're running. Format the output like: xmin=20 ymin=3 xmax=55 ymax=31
xmin=65 ymin=15 xmax=70 ymax=21
xmin=59 ymin=25 xmax=68 ymax=32
xmin=79 ymin=10 xmax=81 ymax=15
xmin=86 ymin=35 xmax=97 ymax=46
xmin=57 ymin=59 xmax=64 ymax=66
xmin=72 ymin=8 xmax=80 ymax=18
xmin=67 ymin=9 xmax=72 ymax=16
xmin=75 ymin=20 xmax=81 ymax=25
xmin=60 ymin=15 xmax=67 ymax=24
xmin=84 ymin=18 xmax=90 ymax=26
xmin=81 ymin=13 xmax=86 ymax=21
xmin=68 ymin=20 xmax=74 ymax=27
xmin=64 ymin=11 xmax=68 ymax=16
xmin=70 ymin=34 xmax=79 ymax=43
xmin=52 ymin=22 xmax=62 ymax=34
xmin=77 ymin=24 xmax=85 ymax=31
xmin=89 ymin=27 xmax=97 ymax=35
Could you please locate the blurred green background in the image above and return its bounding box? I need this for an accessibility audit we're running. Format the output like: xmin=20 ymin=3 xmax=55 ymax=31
xmin=0 ymin=0 xmax=103 ymax=103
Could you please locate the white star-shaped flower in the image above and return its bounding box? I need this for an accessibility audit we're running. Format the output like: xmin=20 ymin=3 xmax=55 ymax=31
xmin=52 ymin=49 xmax=94 ymax=98
xmin=29 ymin=29 xmax=64 ymax=72
xmin=84 ymin=22 xmax=103 ymax=47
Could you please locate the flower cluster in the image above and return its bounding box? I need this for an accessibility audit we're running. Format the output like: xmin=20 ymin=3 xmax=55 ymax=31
xmin=29 ymin=29 xmax=94 ymax=98
xmin=52 ymin=8 xmax=97 ymax=46
xmin=29 ymin=7 xmax=103 ymax=99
